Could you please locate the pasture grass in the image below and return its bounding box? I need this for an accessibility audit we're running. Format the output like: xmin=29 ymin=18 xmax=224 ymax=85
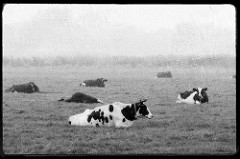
xmin=2 ymin=66 xmax=236 ymax=155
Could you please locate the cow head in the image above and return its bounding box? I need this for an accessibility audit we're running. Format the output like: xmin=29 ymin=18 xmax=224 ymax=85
xmin=193 ymin=87 xmax=208 ymax=103
xmin=121 ymin=99 xmax=153 ymax=121
xmin=136 ymin=99 xmax=153 ymax=119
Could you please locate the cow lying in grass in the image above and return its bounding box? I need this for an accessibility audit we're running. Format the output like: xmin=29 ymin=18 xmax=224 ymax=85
xmin=68 ymin=99 xmax=153 ymax=128
xmin=80 ymin=78 xmax=108 ymax=87
xmin=5 ymin=82 xmax=39 ymax=93
xmin=176 ymin=87 xmax=208 ymax=104
xmin=58 ymin=92 xmax=104 ymax=104
xmin=156 ymin=71 xmax=172 ymax=78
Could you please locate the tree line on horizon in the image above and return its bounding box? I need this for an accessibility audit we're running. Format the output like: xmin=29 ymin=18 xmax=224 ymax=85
xmin=2 ymin=54 xmax=235 ymax=68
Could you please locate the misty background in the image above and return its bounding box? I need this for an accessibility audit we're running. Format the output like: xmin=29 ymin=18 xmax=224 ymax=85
xmin=2 ymin=4 xmax=236 ymax=68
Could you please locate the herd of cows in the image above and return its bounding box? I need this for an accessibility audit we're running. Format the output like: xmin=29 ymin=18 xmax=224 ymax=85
xmin=4 ymin=71 xmax=236 ymax=128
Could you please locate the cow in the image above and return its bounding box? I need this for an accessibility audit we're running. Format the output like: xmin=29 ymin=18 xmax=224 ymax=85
xmin=80 ymin=78 xmax=108 ymax=87
xmin=5 ymin=82 xmax=39 ymax=93
xmin=58 ymin=92 xmax=104 ymax=104
xmin=156 ymin=71 xmax=172 ymax=78
xmin=68 ymin=99 xmax=153 ymax=128
xmin=176 ymin=87 xmax=208 ymax=104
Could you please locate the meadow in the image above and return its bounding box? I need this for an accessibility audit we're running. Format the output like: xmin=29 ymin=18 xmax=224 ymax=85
xmin=2 ymin=65 xmax=236 ymax=155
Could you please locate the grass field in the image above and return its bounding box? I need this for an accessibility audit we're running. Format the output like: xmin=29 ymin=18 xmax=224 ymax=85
xmin=2 ymin=66 xmax=236 ymax=155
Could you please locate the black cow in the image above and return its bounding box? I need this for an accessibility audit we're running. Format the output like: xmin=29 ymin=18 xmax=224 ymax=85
xmin=80 ymin=78 xmax=108 ymax=87
xmin=5 ymin=82 xmax=39 ymax=93
xmin=156 ymin=71 xmax=172 ymax=78
xmin=58 ymin=92 xmax=104 ymax=104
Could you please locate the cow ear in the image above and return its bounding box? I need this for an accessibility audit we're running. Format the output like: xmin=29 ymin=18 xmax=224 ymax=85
xmin=203 ymin=87 xmax=207 ymax=91
xmin=193 ymin=88 xmax=197 ymax=91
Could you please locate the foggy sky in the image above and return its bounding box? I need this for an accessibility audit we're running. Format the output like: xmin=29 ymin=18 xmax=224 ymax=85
xmin=3 ymin=4 xmax=236 ymax=58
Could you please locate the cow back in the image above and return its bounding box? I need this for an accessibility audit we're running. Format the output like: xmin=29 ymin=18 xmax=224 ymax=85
xmin=180 ymin=91 xmax=193 ymax=99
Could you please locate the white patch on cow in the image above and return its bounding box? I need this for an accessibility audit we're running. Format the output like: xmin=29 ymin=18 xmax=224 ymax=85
xmin=68 ymin=109 xmax=92 ymax=126
xmin=115 ymin=119 xmax=133 ymax=128
xmin=176 ymin=92 xmax=198 ymax=104
xmin=176 ymin=94 xmax=182 ymax=102
xmin=112 ymin=102 xmax=129 ymax=107
xmin=197 ymin=87 xmax=203 ymax=99
xmin=112 ymin=102 xmax=124 ymax=105
xmin=80 ymin=83 xmax=86 ymax=86
xmin=195 ymin=101 xmax=201 ymax=104
xmin=146 ymin=107 xmax=153 ymax=118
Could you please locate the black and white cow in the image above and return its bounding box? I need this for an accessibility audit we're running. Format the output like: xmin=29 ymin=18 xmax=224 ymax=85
xmin=176 ymin=87 xmax=208 ymax=104
xmin=156 ymin=71 xmax=172 ymax=78
xmin=5 ymin=82 xmax=39 ymax=93
xmin=58 ymin=92 xmax=104 ymax=104
xmin=68 ymin=99 xmax=153 ymax=128
xmin=80 ymin=78 xmax=108 ymax=87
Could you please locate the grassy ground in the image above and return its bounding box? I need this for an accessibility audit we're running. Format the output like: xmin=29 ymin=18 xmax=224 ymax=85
xmin=2 ymin=66 xmax=236 ymax=155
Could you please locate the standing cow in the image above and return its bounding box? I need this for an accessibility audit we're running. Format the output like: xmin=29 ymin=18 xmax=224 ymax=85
xmin=80 ymin=78 xmax=108 ymax=87
xmin=5 ymin=82 xmax=39 ymax=93
xmin=176 ymin=87 xmax=208 ymax=104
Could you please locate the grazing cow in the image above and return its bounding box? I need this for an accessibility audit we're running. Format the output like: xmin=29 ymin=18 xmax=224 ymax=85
xmin=68 ymin=99 xmax=153 ymax=128
xmin=156 ymin=71 xmax=172 ymax=78
xmin=229 ymin=75 xmax=236 ymax=79
xmin=58 ymin=92 xmax=104 ymax=104
xmin=5 ymin=82 xmax=39 ymax=93
xmin=80 ymin=78 xmax=108 ymax=87
xmin=176 ymin=87 xmax=208 ymax=104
